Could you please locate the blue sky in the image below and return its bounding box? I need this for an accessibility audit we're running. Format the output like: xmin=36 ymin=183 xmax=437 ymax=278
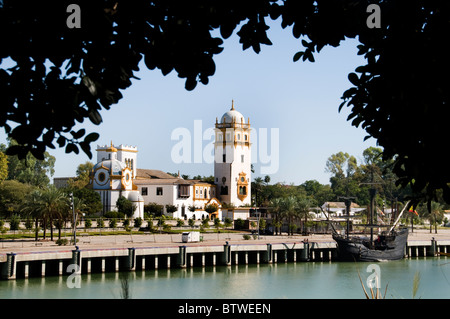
xmin=1 ymin=21 xmax=377 ymax=185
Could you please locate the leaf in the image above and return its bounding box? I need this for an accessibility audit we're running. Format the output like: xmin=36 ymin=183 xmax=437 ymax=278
xmin=56 ymin=136 xmax=66 ymax=147
xmin=88 ymin=109 xmax=103 ymax=125
xmin=84 ymin=132 xmax=99 ymax=143
xmin=65 ymin=143 xmax=79 ymax=154
xmin=348 ymin=73 xmax=359 ymax=86
xmin=70 ymin=128 xmax=86 ymax=139
xmin=306 ymin=51 xmax=315 ymax=62
xmin=79 ymin=141 xmax=93 ymax=159
xmin=293 ymin=51 xmax=304 ymax=62
xmin=185 ymin=77 xmax=197 ymax=91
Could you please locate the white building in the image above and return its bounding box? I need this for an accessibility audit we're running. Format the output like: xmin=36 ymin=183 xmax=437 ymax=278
xmin=89 ymin=142 xmax=144 ymax=219
xmin=134 ymin=169 xmax=221 ymax=220
xmin=87 ymin=102 xmax=252 ymax=221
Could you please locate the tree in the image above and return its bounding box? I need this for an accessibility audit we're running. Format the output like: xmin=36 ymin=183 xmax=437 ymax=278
xmin=204 ymin=203 xmax=218 ymax=218
xmin=1 ymin=140 xmax=55 ymax=188
xmin=21 ymin=189 xmax=44 ymax=241
xmin=116 ymin=196 xmax=135 ymax=217
xmin=0 ymin=152 xmax=7 ymax=184
xmin=326 ymin=152 xmax=361 ymax=199
xmin=67 ymin=161 xmax=94 ymax=189
xmin=145 ymin=202 xmax=164 ymax=217
xmin=419 ymin=201 xmax=444 ymax=234
xmin=279 ymin=196 xmax=298 ymax=236
xmin=0 ymin=180 xmax=35 ymax=217
xmin=269 ymin=197 xmax=284 ymax=235
xmin=296 ymin=196 xmax=314 ymax=235
xmin=1 ymin=1 xmax=449 ymax=205
xmin=165 ymin=204 xmax=178 ymax=216
xmin=40 ymin=186 xmax=67 ymax=240
xmin=224 ymin=217 xmax=233 ymax=230
xmin=70 ymin=187 xmax=102 ymax=215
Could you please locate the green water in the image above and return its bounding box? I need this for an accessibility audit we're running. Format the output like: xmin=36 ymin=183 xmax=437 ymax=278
xmin=1 ymin=258 xmax=449 ymax=299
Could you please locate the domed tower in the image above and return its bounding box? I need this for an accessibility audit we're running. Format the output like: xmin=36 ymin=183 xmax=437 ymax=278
xmin=214 ymin=101 xmax=251 ymax=206
xmin=90 ymin=142 xmax=143 ymax=217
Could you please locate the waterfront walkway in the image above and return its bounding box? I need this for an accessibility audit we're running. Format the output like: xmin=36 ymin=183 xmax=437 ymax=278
xmin=1 ymin=228 xmax=449 ymax=255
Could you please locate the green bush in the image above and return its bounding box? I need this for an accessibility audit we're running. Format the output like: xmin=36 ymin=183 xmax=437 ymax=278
xmin=56 ymin=238 xmax=69 ymax=246
xmin=9 ymin=214 xmax=21 ymax=231
xmin=243 ymin=234 xmax=251 ymax=240
xmin=84 ymin=219 xmax=92 ymax=229
xmin=109 ymin=219 xmax=117 ymax=228
xmin=176 ymin=219 xmax=184 ymax=227
xmin=134 ymin=217 xmax=143 ymax=228
xmin=235 ymin=218 xmax=245 ymax=230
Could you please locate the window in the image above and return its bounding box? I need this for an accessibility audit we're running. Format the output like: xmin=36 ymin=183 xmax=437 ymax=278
xmin=239 ymin=186 xmax=247 ymax=195
xmin=241 ymin=155 xmax=244 ymax=163
xmin=218 ymin=134 xmax=222 ymax=141
xmin=98 ymin=172 xmax=106 ymax=182
xmin=157 ymin=187 xmax=163 ymax=196
xmin=178 ymin=185 xmax=190 ymax=198
xmin=141 ymin=187 xmax=148 ymax=196
xmin=244 ymin=135 xmax=248 ymax=141
xmin=223 ymin=154 xmax=226 ymax=163
xmin=221 ymin=186 xmax=228 ymax=195
xmin=237 ymin=133 xmax=240 ymax=140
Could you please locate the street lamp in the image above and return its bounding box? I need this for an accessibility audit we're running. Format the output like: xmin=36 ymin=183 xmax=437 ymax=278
xmin=69 ymin=192 xmax=76 ymax=246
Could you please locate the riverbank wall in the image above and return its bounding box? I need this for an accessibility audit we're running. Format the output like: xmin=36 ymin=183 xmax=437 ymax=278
xmin=2 ymin=238 xmax=450 ymax=280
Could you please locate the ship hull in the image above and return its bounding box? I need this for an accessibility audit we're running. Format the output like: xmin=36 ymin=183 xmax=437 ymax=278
xmin=333 ymin=228 xmax=408 ymax=262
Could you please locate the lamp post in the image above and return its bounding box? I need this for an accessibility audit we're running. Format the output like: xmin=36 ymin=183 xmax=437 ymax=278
xmin=69 ymin=192 xmax=76 ymax=246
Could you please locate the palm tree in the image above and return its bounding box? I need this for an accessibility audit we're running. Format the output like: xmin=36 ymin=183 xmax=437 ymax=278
xmin=21 ymin=189 xmax=44 ymax=241
xmin=424 ymin=201 xmax=444 ymax=234
xmin=269 ymin=198 xmax=283 ymax=235
xmin=280 ymin=196 xmax=298 ymax=236
xmin=297 ymin=196 xmax=315 ymax=235
xmin=40 ymin=186 xmax=67 ymax=241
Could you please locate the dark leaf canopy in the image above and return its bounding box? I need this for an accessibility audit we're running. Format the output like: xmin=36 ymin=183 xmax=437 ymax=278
xmin=1 ymin=0 xmax=449 ymax=204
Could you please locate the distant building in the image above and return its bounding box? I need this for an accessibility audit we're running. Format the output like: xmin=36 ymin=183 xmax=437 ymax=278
xmin=134 ymin=168 xmax=221 ymax=220
xmin=53 ymin=177 xmax=73 ymax=189
xmin=89 ymin=142 xmax=144 ymax=219
xmin=321 ymin=202 xmax=365 ymax=217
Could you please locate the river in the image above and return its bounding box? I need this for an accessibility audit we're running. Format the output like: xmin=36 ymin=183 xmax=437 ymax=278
xmin=0 ymin=257 xmax=449 ymax=299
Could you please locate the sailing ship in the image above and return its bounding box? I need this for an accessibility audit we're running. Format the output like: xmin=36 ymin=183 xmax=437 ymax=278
xmin=332 ymin=227 xmax=408 ymax=262
xmin=330 ymin=196 xmax=410 ymax=262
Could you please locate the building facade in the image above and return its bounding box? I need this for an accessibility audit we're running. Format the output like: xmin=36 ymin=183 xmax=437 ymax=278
xmin=89 ymin=142 xmax=144 ymax=218
xmin=84 ymin=102 xmax=253 ymax=221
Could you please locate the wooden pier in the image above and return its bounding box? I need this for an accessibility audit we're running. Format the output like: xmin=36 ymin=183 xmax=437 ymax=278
xmin=2 ymin=239 xmax=450 ymax=280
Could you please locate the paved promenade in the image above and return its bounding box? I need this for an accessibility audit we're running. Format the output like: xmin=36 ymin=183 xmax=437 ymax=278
xmin=1 ymin=228 xmax=449 ymax=255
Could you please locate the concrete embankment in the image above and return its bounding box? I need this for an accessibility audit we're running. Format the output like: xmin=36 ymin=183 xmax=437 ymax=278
xmin=1 ymin=229 xmax=450 ymax=280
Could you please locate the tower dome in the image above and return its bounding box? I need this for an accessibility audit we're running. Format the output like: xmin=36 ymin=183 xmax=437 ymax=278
xmin=220 ymin=100 xmax=245 ymax=124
